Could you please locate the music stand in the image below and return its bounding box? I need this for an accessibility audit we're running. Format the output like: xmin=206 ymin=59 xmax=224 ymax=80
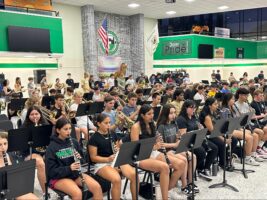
xmin=74 ymin=83 xmax=80 ymax=89
xmin=161 ymin=95 xmax=169 ymax=105
xmin=176 ymin=129 xmax=207 ymax=200
xmin=7 ymin=128 xmax=32 ymax=158
xmin=143 ymin=88 xmax=152 ymax=96
xmin=208 ymin=118 xmax=239 ymax=192
xmin=31 ymin=125 xmax=53 ymax=149
xmin=76 ymin=103 xmax=91 ymax=140
xmin=83 ymin=92 xmax=93 ymax=101
xmin=9 ymin=98 xmax=28 ymax=111
xmin=41 ymin=96 xmax=54 ymax=109
xmin=0 ymin=160 xmax=36 ymax=199
xmin=113 ymin=137 xmax=156 ymax=200
xmin=233 ymin=112 xmax=255 ymax=178
xmin=153 ymin=106 xmax=161 ymax=122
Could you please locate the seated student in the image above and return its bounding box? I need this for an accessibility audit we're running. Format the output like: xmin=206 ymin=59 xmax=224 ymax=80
xmin=88 ymin=114 xmax=137 ymax=200
xmin=21 ymin=96 xmax=41 ymax=124
xmin=171 ymin=88 xmax=184 ymax=116
xmin=199 ymin=98 xmax=239 ymax=169
xmin=122 ymin=92 xmax=140 ymax=121
xmin=65 ymin=87 xmax=74 ymax=104
xmin=193 ymin=85 xmax=206 ymax=104
xmin=135 ymin=88 xmax=144 ymax=105
xmin=157 ymin=104 xmax=198 ymax=195
xmin=70 ymin=90 xmax=97 ymax=141
xmin=233 ymin=88 xmax=265 ymax=162
xmin=21 ymin=106 xmax=49 ymax=196
xmin=207 ymin=84 xmax=217 ymax=98
xmin=0 ymin=132 xmax=39 ymax=200
xmin=92 ymin=86 xmax=104 ymax=102
xmin=102 ymin=96 xmax=125 ymax=134
xmin=176 ymin=100 xmax=218 ymax=179
xmin=250 ymin=89 xmax=267 ymax=153
xmin=46 ymin=118 xmax=103 ymax=200
xmin=131 ymin=104 xmax=183 ymax=199
xmin=150 ymin=92 xmax=162 ymax=108
xmin=220 ymin=93 xmax=261 ymax=167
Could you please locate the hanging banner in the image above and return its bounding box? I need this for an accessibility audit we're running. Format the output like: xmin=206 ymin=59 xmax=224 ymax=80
xmin=4 ymin=0 xmax=52 ymax=11
xmin=214 ymin=27 xmax=230 ymax=38
xmin=98 ymin=56 xmax=121 ymax=76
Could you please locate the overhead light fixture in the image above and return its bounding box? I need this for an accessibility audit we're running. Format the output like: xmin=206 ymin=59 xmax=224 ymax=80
xmin=218 ymin=5 xmax=229 ymax=10
xmin=262 ymin=36 xmax=267 ymax=39
xmin=184 ymin=0 xmax=195 ymax=2
xmin=166 ymin=11 xmax=176 ymax=15
xmin=128 ymin=3 xmax=140 ymax=8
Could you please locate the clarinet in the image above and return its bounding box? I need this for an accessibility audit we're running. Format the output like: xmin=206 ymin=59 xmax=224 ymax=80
xmin=156 ymin=131 xmax=171 ymax=165
xmin=2 ymin=152 xmax=8 ymax=166
xmin=68 ymin=136 xmax=88 ymax=193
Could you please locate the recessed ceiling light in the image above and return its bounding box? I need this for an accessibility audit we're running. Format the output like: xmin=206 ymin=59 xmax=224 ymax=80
xmin=184 ymin=0 xmax=195 ymax=2
xmin=128 ymin=3 xmax=140 ymax=8
xmin=218 ymin=5 xmax=229 ymax=10
xmin=166 ymin=11 xmax=176 ymax=15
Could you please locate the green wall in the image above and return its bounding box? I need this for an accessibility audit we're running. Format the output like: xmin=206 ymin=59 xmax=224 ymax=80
xmin=154 ymin=34 xmax=266 ymax=60
xmin=0 ymin=11 xmax=63 ymax=53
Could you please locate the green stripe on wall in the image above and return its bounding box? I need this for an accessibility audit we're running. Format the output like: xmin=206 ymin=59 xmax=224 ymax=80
xmin=153 ymin=63 xmax=267 ymax=68
xmin=0 ymin=63 xmax=58 ymax=68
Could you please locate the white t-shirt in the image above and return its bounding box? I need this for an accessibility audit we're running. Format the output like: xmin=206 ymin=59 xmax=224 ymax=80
xmin=126 ymin=79 xmax=135 ymax=86
xmin=193 ymin=93 xmax=205 ymax=103
xmin=107 ymin=78 xmax=115 ymax=88
xmin=70 ymin=103 xmax=95 ymax=129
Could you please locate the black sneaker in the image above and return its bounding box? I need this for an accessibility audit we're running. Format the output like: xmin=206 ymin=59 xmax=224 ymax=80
xmin=188 ymin=183 xmax=200 ymax=193
xmin=181 ymin=185 xmax=192 ymax=196
xmin=198 ymin=170 xmax=213 ymax=181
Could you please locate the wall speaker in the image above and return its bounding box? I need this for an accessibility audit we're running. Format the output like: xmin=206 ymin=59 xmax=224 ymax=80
xmin=198 ymin=44 xmax=213 ymax=59
xmin=33 ymin=70 xmax=46 ymax=84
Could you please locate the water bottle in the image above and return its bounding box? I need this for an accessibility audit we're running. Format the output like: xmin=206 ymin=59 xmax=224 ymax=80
xmin=211 ymin=162 xmax=218 ymax=176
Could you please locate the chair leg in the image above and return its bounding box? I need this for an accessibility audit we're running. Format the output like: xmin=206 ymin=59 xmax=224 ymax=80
xmin=122 ymin=178 xmax=129 ymax=195
xmin=107 ymin=189 xmax=111 ymax=200
xmin=45 ymin=182 xmax=49 ymax=200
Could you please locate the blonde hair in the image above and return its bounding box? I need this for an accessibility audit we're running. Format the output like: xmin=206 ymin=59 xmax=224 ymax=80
xmin=74 ymin=90 xmax=84 ymax=97
xmin=0 ymin=131 xmax=8 ymax=139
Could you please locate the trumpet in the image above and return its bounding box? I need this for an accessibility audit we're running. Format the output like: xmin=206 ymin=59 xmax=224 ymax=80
xmin=115 ymin=111 xmax=135 ymax=132
xmin=38 ymin=106 xmax=57 ymax=121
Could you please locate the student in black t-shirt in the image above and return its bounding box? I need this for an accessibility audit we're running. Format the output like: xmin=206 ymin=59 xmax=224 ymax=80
xmin=177 ymin=100 xmax=218 ymax=179
xmin=88 ymin=114 xmax=138 ymax=200
xmin=66 ymin=73 xmax=74 ymax=88
xmin=157 ymin=104 xmax=197 ymax=195
xmin=250 ymin=90 xmax=267 ymax=152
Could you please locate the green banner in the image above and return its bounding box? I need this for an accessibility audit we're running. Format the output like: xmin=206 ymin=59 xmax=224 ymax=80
xmin=162 ymin=39 xmax=192 ymax=56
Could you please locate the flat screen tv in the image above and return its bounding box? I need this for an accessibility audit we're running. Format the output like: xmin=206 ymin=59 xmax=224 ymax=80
xmin=8 ymin=26 xmax=50 ymax=53
xmin=198 ymin=44 xmax=213 ymax=59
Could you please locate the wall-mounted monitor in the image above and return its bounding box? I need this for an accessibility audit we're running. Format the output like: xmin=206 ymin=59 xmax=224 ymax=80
xmin=7 ymin=26 xmax=50 ymax=53
xmin=198 ymin=44 xmax=213 ymax=59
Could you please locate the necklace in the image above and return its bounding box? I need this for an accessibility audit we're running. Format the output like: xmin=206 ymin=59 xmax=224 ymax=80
xmin=98 ymin=131 xmax=109 ymax=139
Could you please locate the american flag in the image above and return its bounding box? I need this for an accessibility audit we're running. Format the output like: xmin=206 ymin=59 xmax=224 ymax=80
xmin=98 ymin=18 xmax=109 ymax=55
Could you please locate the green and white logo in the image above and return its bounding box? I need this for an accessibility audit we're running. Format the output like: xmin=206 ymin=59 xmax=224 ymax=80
xmin=99 ymin=31 xmax=119 ymax=55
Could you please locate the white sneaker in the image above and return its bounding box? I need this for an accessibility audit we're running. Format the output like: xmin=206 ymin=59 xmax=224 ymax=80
xmin=256 ymin=149 xmax=267 ymax=159
xmin=245 ymin=157 xmax=260 ymax=166
xmin=254 ymin=155 xmax=265 ymax=162
xmin=168 ymin=188 xmax=186 ymax=200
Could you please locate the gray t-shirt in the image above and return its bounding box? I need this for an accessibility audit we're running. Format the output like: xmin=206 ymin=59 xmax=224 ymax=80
xmin=233 ymin=101 xmax=250 ymax=117
xmin=157 ymin=123 xmax=178 ymax=145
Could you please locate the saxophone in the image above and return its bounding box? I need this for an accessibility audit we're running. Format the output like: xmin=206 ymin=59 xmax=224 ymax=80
xmin=68 ymin=136 xmax=88 ymax=193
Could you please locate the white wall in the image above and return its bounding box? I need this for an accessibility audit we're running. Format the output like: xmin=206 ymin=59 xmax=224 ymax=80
xmin=0 ymin=3 xmax=84 ymax=90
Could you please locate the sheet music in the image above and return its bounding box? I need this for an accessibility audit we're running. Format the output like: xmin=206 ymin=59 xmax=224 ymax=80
xmin=111 ymin=151 xmax=119 ymax=168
